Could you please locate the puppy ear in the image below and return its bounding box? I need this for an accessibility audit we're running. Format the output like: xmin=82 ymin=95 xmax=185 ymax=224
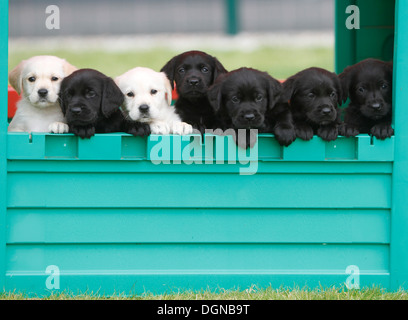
xmin=161 ymin=72 xmax=173 ymax=105
xmin=338 ymin=66 xmax=354 ymax=104
xmin=207 ymin=80 xmax=223 ymax=113
xmin=62 ymin=60 xmax=78 ymax=76
xmin=9 ymin=60 xmax=26 ymax=94
xmin=58 ymin=93 xmax=67 ymax=115
xmin=101 ymin=77 xmax=125 ymax=118
xmin=160 ymin=57 xmax=177 ymax=90
xmin=332 ymin=74 xmax=344 ymax=106
xmin=265 ymin=74 xmax=283 ymax=109
xmin=212 ymin=57 xmax=228 ymax=83
xmin=281 ymin=76 xmax=297 ymax=103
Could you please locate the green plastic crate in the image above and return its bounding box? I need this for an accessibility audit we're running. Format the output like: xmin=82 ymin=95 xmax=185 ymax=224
xmin=335 ymin=0 xmax=395 ymax=73
xmin=1 ymin=1 xmax=408 ymax=296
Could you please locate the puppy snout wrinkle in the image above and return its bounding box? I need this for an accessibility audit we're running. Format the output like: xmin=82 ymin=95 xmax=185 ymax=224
xmin=139 ymin=104 xmax=150 ymax=113
xmin=38 ymin=89 xmax=48 ymax=97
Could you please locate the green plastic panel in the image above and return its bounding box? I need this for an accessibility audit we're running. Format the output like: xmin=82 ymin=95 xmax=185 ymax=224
xmin=335 ymin=0 xmax=395 ymax=73
xmin=2 ymin=0 xmax=408 ymax=296
xmin=3 ymin=133 xmax=395 ymax=295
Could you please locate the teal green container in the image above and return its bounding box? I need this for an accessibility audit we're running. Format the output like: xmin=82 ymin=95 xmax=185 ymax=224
xmin=1 ymin=1 xmax=408 ymax=296
xmin=335 ymin=0 xmax=395 ymax=74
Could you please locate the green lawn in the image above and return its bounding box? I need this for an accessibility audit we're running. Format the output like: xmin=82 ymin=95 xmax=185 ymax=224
xmin=1 ymin=285 xmax=407 ymax=300
xmin=8 ymin=46 xmax=334 ymax=80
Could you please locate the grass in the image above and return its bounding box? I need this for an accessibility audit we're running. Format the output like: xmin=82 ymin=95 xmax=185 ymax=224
xmin=1 ymin=285 xmax=408 ymax=300
xmin=8 ymin=46 xmax=334 ymax=80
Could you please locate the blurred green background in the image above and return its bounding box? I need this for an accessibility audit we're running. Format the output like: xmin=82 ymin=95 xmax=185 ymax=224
xmin=8 ymin=46 xmax=333 ymax=81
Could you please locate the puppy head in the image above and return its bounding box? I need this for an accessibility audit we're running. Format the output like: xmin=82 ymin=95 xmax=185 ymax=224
xmin=283 ymin=67 xmax=342 ymax=125
xmin=59 ymin=69 xmax=124 ymax=126
xmin=115 ymin=67 xmax=173 ymax=123
xmin=208 ymin=67 xmax=282 ymax=129
xmin=9 ymin=55 xmax=77 ymax=108
xmin=160 ymin=50 xmax=227 ymax=100
xmin=339 ymin=58 xmax=393 ymax=120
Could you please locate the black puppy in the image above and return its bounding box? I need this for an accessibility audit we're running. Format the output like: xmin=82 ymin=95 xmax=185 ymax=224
xmin=160 ymin=50 xmax=227 ymax=133
xmin=282 ymin=67 xmax=343 ymax=141
xmin=208 ymin=67 xmax=296 ymax=149
xmin=339 ymin=58 xmax=393 ymax=139
xmin=59 ymin=69 xmax=126 ymax=139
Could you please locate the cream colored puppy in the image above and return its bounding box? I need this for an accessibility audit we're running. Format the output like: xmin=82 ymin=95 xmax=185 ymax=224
xmin=115 ymin=67 xmax=193 ymax=135
xmin=8 ymin=55 xmax=77 ymax=133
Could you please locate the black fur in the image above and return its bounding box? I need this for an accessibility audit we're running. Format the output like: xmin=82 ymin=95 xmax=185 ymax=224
xmin=160 ymin=50 xmax=227 ymax=133
xmin=339 ymin=58 xmax=393 ymax=139
xmin=282 ymin=67 xmax=343 ymax=141
xmin=59 ymin=68 xmax=126 ymax=139
xmin=208 ymin=67 xmax=296 ymax=148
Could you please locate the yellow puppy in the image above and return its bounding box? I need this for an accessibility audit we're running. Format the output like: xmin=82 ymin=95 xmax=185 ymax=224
xmin=115 ymin=67 xmax=192 ymax=135
xmin=8 ymin=55 xmax=77 ymax=133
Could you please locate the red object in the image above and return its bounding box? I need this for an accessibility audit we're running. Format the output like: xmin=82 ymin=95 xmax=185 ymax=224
xmin=172 ymin=83 xmax=178 ymax=101
xmin=8 ymin=86 xmax=20 ymax=118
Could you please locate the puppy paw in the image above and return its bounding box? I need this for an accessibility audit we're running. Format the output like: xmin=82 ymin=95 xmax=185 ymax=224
xmin=295 ymin=124 xmax=314 ymax=141
xmin=49 ymin=122 xmax=69 ymax=134
xmin=370 ymin=124 xmax=394 ymax=140
xmin=338 ymin=123 xmax=359 ymax=137
xmin=150 ymin=122 xmax=170 ymax=135
xmin=317 ymin=125 xmax=338 ymax=141
xmin=71 ymin=126 xmax=95 ymax=139
xmin=172 ymin=122 xmax=193 ymax=135
xmin=127 ymin=122 xmax=150 ymax=136
xmin=274 ymin=126 xmax=297 ymax=146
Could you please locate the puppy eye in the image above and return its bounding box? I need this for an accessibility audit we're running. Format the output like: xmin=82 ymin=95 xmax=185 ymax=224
xmin=307 ymin=93 xmax=315 ymax=98
xmin=330 ymin=91 xmax=336 ymax=99
xmin=178 ymin=67 xmax=185 ymax=74
xmin=381 ymin=83 xmax=388 ymax=90
xmin=51 ymin=76 xmax=59 ymax=81
xmin=231 ymin=96 xmax=240 ymax=104
xmin=28 ymin=76 xmax=36 ymax=82
xmin=201 ymin=67 xmax=209 ymax=73
xmin=151 ymin=89 xmax=158 ymax=95
xmin=127 ymin=92 xmax=134 ymax=97
xmin=86 ymin=90 xmax=96 ymax=98
xmin=255 ymin=94 xmax=263 ymax=102
xmin=358 ymin=87 xmax=365 ymax=93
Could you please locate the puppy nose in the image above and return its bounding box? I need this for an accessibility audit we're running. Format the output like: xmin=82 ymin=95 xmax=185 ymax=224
xmin=139 ymin=104 xmax=149 ymax=113
xmin=371 ymin=103 xmax=382 ymax=109
xmin=38 ymin=89 xmax=48 ymax=97
xmin=321 ymin=107 xmax=332 ymax=115
xmin=189 ymin=79 xmax=200 ymax=86
xmin=71 ymin=106 xmax=82 ymax=114
xmin=244 ymin=113 xmax=256 ymax=121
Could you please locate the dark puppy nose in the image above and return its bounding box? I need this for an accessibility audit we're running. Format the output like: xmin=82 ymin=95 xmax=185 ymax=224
xmin=244 ymin=113 xmax=256 ymax=121
xmin=139 ymin=104 xmax=149 ymax=113
xmin=321 ymin=107 xmax=332 ymax=115
xmin=371 ymin=103 xmax=382 ymax=110
xmin=38 ymin=89 xmax=48 ymax=97
xmin=189 ymin=79 xmax=200 ymax=86
xmin=71 ymin=106 xmax=82 ymax=115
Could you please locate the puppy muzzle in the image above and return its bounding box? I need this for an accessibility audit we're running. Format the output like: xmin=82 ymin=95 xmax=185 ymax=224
xmin=233 ymin=111 xmax=264 ymax=129
xmin=67 ymin=104 xmax=97 ymax=124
